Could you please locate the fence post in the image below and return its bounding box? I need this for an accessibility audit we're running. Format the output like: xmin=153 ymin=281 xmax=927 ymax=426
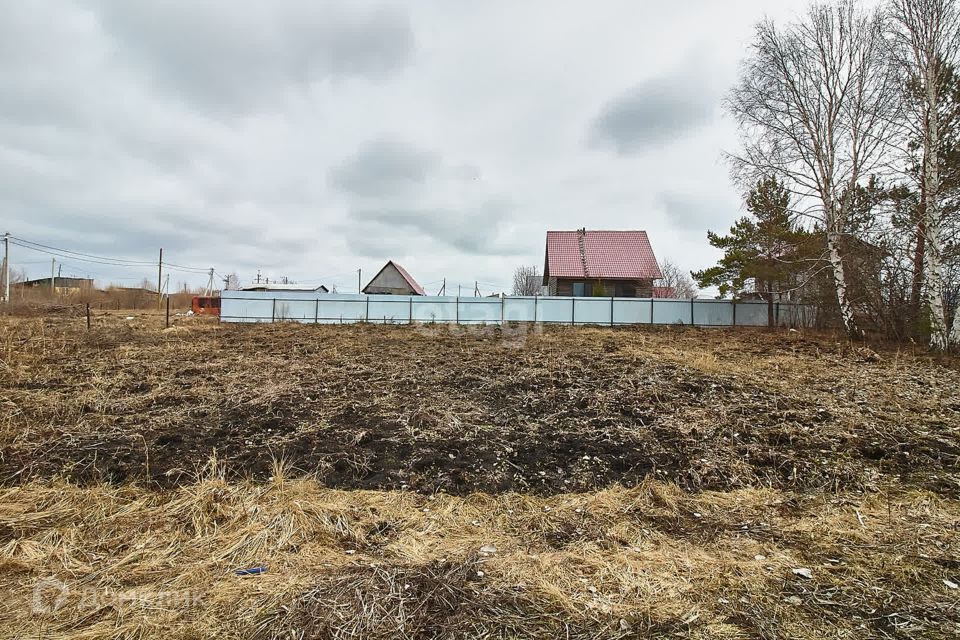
xmin=534 ymin=295 xmax=538 ymax=323
xmin=165 ymin=297 xmax=170 ymax=328
xmin=650 ymin=298 xmax=654 ymax=324
xmin=455 ymin=297 xmax=459 ymax=324
xmin=571 ymin=297 xmax=575 ymax=325
xmin=86 ymin=303 xmax=90 ymax=330
xmin=409 ymin=297 xmax=413 ymax=324
xmin=271 ymin=298 xmax=276 ymax=323
xmin=501 ymin=296 xmax=505 ymax=325
xmin=365 ymin=296 xmax=369 ymax=322
xmin=732 ymin=300 xmax=736 ymax=327
xmin=690 ymin=298 xmax=694 ymax=326
xmin=775 ymin=301 xmax=780 ymax=327
xmin=315 ymin=298 xmax=319 ymax=324
xmin=610 ymin=296 xmax=614 ymax=326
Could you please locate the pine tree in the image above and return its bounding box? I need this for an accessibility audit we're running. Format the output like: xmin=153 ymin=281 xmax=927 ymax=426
xmin=693 ymin=177 xmax=812 ymax=326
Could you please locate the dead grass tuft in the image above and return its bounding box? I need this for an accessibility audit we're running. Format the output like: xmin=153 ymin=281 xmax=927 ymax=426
xmin=0 ymin=473 xmax=957 ymax=638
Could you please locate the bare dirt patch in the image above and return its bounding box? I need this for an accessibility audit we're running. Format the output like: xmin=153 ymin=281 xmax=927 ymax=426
xmin=2 ymin=315 xmax=959 ymax=495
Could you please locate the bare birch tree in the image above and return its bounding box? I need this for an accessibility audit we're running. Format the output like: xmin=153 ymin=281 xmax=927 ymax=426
xmin=890 ymin=0 xmax=960 ymax=348
xmin=511 ymin=265 xmax=542 ymax=296
xmin=657 ymin=259 xmax=699 ymax=298
xmin=727 ymin=1 xmax=899 ymax=337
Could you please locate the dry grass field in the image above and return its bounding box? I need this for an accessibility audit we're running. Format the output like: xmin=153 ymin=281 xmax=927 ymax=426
xmin=1 ymin=310 xmax=958 ymax=638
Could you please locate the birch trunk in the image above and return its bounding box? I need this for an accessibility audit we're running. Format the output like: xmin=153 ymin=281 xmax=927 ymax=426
xmin=827 ymin=230 xmax=859 ymax=337
xmin=891 ymin=0 xmax=960 ymax=349
xmin=924 ymin=64 xmax=949 ymax=349
xmin=951 ymin=288 xmax=960 ymax=346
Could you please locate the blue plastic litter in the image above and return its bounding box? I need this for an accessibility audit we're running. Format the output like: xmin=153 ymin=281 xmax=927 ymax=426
xmin=234 ymin=565 xmax=267 ymax=576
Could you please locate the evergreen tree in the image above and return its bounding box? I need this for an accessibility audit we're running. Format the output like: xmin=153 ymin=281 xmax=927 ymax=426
xmin=693 ymin=177 xmax=812 ymax=326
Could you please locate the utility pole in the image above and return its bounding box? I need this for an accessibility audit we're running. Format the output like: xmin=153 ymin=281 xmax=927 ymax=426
xmin=436 ymin=278 xmax=445 ymax=296
xmin=205 ymin=268 xmax=215 ymax=296
xmin=474 ymin=281 xmax=479 ymax=297
xmin=458 ymin=284 xmax=461 ymax=296
xmin=51 ymin=258 xmax=56 ymax=298
xmin=157 ymin=248 xmax=163 ymax=310
xmin=255 ymin=269 xmax=262 ymax=284
xmin=2 ymin=232 xmax=10 ymax=304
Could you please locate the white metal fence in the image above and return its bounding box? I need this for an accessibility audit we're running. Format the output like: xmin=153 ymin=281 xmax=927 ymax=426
xmin=220 ymin=291 xmax=815 ymax=328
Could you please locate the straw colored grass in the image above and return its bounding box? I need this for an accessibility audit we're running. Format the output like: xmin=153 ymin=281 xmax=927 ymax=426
xmin=1 ymin=467 xmax=958 ymax=638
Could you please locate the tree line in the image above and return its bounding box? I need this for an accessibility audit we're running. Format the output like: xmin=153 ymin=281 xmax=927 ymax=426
xmin=696 ymin=0 xmax=960 ymax=349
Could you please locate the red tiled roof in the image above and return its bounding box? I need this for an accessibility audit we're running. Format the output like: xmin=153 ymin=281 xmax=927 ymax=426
xmin=390 ymin=261 xmax=425 ymax=295
xmin=652 ymin=286 xmax=677 ymax=299
xmin=545 ymin=230 xmax=662 ymax=280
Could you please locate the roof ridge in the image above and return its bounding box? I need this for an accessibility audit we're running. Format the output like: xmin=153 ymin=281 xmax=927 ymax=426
xmin=576 ymin=228 xmax=589 ymax=278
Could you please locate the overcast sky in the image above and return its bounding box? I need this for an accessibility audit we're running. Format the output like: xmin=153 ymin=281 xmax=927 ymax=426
xmin=2 ymin=0 xmax=814 ymax=293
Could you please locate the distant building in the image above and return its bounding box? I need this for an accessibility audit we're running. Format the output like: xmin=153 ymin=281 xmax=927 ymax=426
xmin=543 ymin=229 xmax=663 ymax=297
xmin=362 ymin=261 xmax=425 ymax=295
xmin=240 ymin=283 xmax=329 ymax=293
xmin=15 ymin=276 xmax=94 ymax=295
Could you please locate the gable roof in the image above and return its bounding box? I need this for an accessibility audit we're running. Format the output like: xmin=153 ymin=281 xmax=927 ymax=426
xmin=545 ymin=230 xmax=662 ymax=280
xmin=364 ymin=260 xmax=425 ymax=295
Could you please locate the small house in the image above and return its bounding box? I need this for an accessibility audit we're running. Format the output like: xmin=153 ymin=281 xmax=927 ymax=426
xmin=362 ymin=261 xmax=425 ymax=295
xmin=543 ymin=229 xmax=663 ymax=297
xmin=240 ymin=284 xmax=329 ymax=293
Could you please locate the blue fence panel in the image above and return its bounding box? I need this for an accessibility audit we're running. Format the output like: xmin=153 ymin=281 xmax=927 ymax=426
xmin=502 ymin=297 xmax=537 ymax=323
xmin=367 ymin=297 xmax=411 ymax=324
xmin=693 ymin=300 xmax=734 ymax=327
xmin=734 ymin=302 xmax=768 ymax=326
xmin=313 ymin=297 xmax=367 ymax=323
xmin=612 ymin=298 xmax=652 ymax=324
xmin=536 ymin=297 xmax=574 ymax=323
xmin=220 ymin=296 xmax=274 ymax=322
xmin=573 ymin=298 xmax=613 ymax=325
xmin=412 ymin=297 xmax=458 ymax=323
xmin=219 ymin=291 xmax=815 ymax=328
xmin=457 ymin=298 xmax=502 ymax=324
xmin=652 ymin=299 xmax=693 ymax=325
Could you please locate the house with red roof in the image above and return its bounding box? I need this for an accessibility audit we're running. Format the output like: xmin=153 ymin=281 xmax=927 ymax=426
xmin=362 ymin=260 xmax=425 ymax=296
xmin=543 ymin=229 xmax=663 ymax=297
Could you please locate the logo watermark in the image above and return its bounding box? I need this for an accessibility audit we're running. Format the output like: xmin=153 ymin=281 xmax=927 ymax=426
xmin=32 ymin=578 xmax=203 ymax=615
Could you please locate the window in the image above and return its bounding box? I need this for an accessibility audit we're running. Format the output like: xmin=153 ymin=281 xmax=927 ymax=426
xmin=572 ymin=282 xmax=585 ymax=296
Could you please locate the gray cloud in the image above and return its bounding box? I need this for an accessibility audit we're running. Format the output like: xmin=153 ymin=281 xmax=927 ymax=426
xmin=657 ymin=192 xmax=727 ymax=232
xmin=0 ymin=0 xmax=809 ymax=293
xmin=92 ymin=1 xmax=415 ymax=111
xmin=329 ymin=138 xmax=438 ymax=196
xmin=346 ymin=201 xmax=525 ymax=256
xmin=590 ymin=72 xmax=715 ymax=154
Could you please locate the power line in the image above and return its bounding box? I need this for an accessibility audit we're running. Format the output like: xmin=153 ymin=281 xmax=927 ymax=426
xmin=9 ymin=240 xmax=156 ymax=267
xmin=10 ymin=235 xmax=214 ymax=275
xmin=10 ymin=236 xmax=156 ymax=266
